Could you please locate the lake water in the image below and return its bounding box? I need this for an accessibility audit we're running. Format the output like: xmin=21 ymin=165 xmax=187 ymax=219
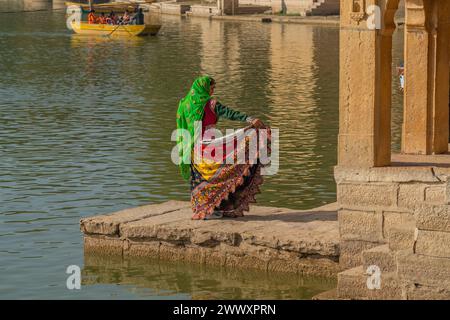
xmin=0 ymin=11 xmax=404 ymax=299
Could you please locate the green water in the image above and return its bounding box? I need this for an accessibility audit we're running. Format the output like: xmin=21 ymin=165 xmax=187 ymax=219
xmin=0 ymin=11 xmax=404 ymax=299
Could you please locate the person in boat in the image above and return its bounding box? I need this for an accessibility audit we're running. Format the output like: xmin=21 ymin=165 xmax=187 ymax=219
xmin=130 ymin=8 xmax=144 ymax=25
xmin=87 ymin=9 xmax=97 ymax=24
xmin=176 ymin=76 xmax=268 ymax=220
xmin=106 ymin=11 xmax=117 ymax=25
xmin=122 ymin=10 xmax=131 ymax=25
xmin=98 ymin=12 xmax=107 ymax=24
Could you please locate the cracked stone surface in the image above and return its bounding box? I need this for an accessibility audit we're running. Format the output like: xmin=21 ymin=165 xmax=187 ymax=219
xmin=81 ymin=200 xmax=340 ymax=276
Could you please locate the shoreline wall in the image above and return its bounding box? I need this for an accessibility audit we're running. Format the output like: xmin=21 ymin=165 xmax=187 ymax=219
xmin=0 ymin=0 xmax=52 ymax=12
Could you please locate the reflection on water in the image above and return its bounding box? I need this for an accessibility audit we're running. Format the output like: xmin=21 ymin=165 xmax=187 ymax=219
xmin=0 ymin=11 xmax=403 ymax=299
xmin=82 ymin=254 xmax=336 ymax=300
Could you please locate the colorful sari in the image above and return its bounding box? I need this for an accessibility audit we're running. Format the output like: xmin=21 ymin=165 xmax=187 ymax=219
xmin=177 ymin=76 xmax=270 ymax=220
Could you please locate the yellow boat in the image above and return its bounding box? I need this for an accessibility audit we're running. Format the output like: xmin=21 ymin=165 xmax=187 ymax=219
xmin=65 ymin=1 xmax=145 ymax=14
xmin=70 ymin=21 xmax=161 ymax=37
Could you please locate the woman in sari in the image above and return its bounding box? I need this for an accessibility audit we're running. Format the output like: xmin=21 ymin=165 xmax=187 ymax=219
xmin=176 ymin=76 xmax=269 ymax=220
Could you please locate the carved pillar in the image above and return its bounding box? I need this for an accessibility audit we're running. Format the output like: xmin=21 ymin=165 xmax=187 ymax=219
xmin=338 ymin=0 xmax=398 ymax=167
xmin=402 ymin=0 xmax=450 ymax=154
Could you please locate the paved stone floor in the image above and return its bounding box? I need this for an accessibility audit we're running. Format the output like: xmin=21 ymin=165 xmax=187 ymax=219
xmin=81 ymin=200 xmax=341 ymax=277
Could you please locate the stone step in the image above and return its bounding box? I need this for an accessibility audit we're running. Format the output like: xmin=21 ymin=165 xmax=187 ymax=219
xmin=415 ymin=229 xmax=450 ymax=258
xmin=416 ymin=204 xmax=450 ymax=233
xmin=388 ymin=223 xmax=416 ymax=251
xmin=308 ymin=0 xmax=340 ymax=16
xmin=337 ymin=266 xmax=403 ymax=300
xmin=397 ymin=250 xmax=450 ymax=289
xmin=81 ymin=201 xmax=340 ymax=277
xmin=362 ymin=244 xmax=396 ymax=273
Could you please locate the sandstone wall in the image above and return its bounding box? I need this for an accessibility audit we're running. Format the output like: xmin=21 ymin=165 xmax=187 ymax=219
xmin=335 ymin=165 xmax=450 ymax=299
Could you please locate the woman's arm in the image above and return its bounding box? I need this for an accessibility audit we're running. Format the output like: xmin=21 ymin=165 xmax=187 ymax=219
xmin=214 ymin=101 xmax=252 ymax=123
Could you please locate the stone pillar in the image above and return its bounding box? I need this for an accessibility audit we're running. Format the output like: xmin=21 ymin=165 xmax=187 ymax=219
xmin=338 ymin=0 xmax=396 ymax=167
xmin=402 ymin=0 xmax=450 ymax=154
xmin=218 ymin=0 xmax=239 ymax=15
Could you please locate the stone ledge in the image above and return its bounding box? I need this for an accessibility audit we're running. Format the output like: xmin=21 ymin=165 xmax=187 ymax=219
xmin=337 ymin=266 xmax=403 ymax=300
xmin=81 ymin=201 xmax=341 ymax=277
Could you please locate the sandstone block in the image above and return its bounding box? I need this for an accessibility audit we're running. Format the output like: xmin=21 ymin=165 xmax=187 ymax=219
xmin=337 ymin=266 xmax=402 ymax=300
xmin=125 ymin=240 xmax=160 ymax=258
xmin=388 ymin=224 xmax=416 ymax=251
xmin=362 ymin=244 xmax=396 ymax=273
xmin=340 ymin=240 xmax=381 ymax=268
xmin=416 ymin=204 xmax=450 ymax=232
xmin=398 ymin=183 xmax=425 ymax=210
xmin=424 ymin=186 xmax=446 ymax=204
xmin=404 ymin=283 xmax=450 ymax=300
xmin=337 ymin=183 xmax=398 ymax=207
xmin=415 ymin=229 xmax=450 ymax=258
xmin=383 ymin=211 xmax=415 ymax=239
xmin=83 ymin=235 xmax=124 ymax=256
xmin=339 ymin=209 xmax=383 ymax=242
xmin=397 ymin=251 xmax=450 ymax=288
xmin=80 ymin=200 xmax=189 ymax=236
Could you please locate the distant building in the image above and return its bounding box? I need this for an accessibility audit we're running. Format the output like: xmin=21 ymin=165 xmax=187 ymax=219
xmin=238 ymin=0 xmax=340 ymax=16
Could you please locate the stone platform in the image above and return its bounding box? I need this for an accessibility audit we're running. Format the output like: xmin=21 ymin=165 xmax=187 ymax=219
xmin=80 ymin=200 xmax=341 ymax=277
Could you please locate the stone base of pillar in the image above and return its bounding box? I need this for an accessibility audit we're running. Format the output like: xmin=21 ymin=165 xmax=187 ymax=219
xmin=334 ymin=149 xmax=450 ymax=299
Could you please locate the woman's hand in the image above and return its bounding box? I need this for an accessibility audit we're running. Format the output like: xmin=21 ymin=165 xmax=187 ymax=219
xmin=251 ymin=118 xmax=265 ymax=129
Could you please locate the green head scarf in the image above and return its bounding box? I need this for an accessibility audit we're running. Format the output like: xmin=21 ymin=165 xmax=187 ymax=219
xmin=176 ymin=76 xmax=213 ymax=180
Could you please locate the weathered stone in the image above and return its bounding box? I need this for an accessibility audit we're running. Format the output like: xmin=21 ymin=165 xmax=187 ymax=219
xmin=81 ymin=201 xmax=340 ymax=277
xmin=424 ymin=186 xmax=446 ymax=204
xmin=297 ymin=258 xmax=341 ymax=277
xmin=339 ymin=240 xmax=381 ymax=268
xmin=362 ymin=245 xmax=396 ymax=273
xmin=398 ymin=183 xmax=425 ymax=210
xmin=415 ymin=229 xmax=450 ymax=258
xmin=120 ymin=204 xmax=339 ymax=257
xmin=337 ymin=183 xmax=398 ymax=207
xmin=388 ymin=224 xmax=416 ymax=251
xmin=339 ymin=209 xmax=383 ymax=242
xmin=397 ymin=251 xmax=450 ymax=288
xmin=404 ymin=283 xmax=450 ymax=300
xmin=124 ymin=240 xmax=160 ymax=258
xmin=383 ymin=210 xmax=415 ymax=239
xmin=84 ymin=235 xmax=124 ymax=256
xmin=416 ymin=204 xmax=450 ymax=232
xmin=335 ymin=165 xmax=444 ymax=184
xmin=159 ymin=242 xmax=186 ymax=262
xmin=80 ymin=200 xmax=189 ymax=236
xmin=337 ymin=266 xmax=402 ymax=300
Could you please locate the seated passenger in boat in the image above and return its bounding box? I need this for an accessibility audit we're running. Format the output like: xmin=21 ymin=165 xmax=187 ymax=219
xmin=87 ymin=9 xmax=97 ymax=24
xmin=98 ymin=12 xmax=107 ymax=24
xmin=106 ymin=11 xmax=117 ymax=25
xmin=119 ymin=10 xmax=131 ymax=25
